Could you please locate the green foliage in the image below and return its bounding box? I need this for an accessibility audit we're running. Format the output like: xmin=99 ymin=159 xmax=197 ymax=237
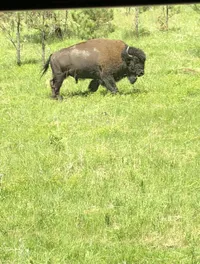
xmin=139 ymin=6 xmax=152 ymax=13
xmin=157 ymin=5 xmax=181 ymax=31
xmin=71 ymin=8 xmax=115 ymax=39
xmin=0 ymin=12 xmax=21 ymax=45
xmin=192 ymin=4 xmax=200 ymax=13
xmin=122 ymin=27 xmax=150 ymax=40
xmin=0 ymin=11 xmax=22 ymax=65
xmin=26 ymin=11 xmax=54 ymax=33
xmin=168 ymin=4 xmax=181 ymax=14
xmin=0 ymin=11 xmax=16 ymax=33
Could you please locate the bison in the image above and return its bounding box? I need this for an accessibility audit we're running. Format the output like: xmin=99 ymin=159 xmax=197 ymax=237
xmin=41 ymin=38 xmax=146 ymax=100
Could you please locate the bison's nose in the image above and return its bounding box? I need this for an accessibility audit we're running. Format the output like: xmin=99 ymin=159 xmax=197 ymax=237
xmin=138 ymin=70 xmax=144 ymax=77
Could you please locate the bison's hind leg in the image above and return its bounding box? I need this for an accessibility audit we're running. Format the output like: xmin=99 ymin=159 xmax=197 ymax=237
xmin=88 ymin=79 xmax=99 ymax=92
xmin=50 ymin=72 xmax=66 ymax=100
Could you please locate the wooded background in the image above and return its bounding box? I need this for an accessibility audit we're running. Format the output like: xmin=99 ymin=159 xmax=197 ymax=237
xmin=1 ymin=5 xmax=199 ymax=66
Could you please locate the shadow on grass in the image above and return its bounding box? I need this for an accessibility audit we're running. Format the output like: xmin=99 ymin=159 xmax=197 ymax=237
xmin=187 ymin=48 xmax=200 ymax=58
xmin=99 ymin=88 xmax=148 ymax=96
xmin=62 ymin=88 xmax=148 ymax=98
xmin=65 ymin=90 xmax=91 ymax=97
xmin=23 ymin=58 xmax=41 ymax=65
xmin=46 ymin=88 xmax=149 ymax=101
xmin=119 ymin=88 xmax=149 ymax=95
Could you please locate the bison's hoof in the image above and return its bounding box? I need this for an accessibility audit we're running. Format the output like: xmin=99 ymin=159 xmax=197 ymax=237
xmin=57 ymin=95 xmax=63 ymax=101
xmin=51 ymin=95 xmax=63 ymax=101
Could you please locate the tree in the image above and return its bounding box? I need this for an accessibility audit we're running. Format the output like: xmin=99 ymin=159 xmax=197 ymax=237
xmin=64 ymin=10 xmax=68 ymax=35
xmin=125 ymin=7 xmax=132 ymax=15
xmin=192 ymin=4 xmax=200 ymax=13
xmin=165 ymin=5 xmax=169 ymax=30
xmin=134 ymin=7 xmax=139 ymax=38
xmin=157 ymin=5 xmax=180 ymax=31
xmin=71 ymin=8 xmax=115 ymax=39
xmin=26 ymin=10 xmax=54 ymax=65
xmin=52 ymin=10 xmax=63 ymax=39
xmin=0 ymin=11 xmax=22 ymax=65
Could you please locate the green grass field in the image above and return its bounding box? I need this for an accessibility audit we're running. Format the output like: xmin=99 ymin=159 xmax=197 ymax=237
xmin=0 ymin=5 xmax=200 ymax=263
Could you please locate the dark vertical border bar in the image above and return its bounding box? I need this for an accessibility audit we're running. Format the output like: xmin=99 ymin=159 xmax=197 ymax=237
xmin=0 ymin=1 xmax=199 ymax=12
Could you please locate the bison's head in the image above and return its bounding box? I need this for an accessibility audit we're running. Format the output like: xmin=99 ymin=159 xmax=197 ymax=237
xmin=122 ymin=45 xmax=146 ymax=84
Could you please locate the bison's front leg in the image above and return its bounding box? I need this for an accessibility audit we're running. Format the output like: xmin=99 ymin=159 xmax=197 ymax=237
xmin=88 ymin=79 xmax=99 ymax=92
xmin=101 ymin=76 xmax=118 ymax=94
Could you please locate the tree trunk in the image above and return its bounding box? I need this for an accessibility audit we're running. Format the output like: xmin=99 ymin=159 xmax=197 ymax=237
xmin=41 ymin=30 xmax=45 ymax=66
xmin=41 ymin=12 xmax=46 ymax=66
xmin=64 ymin=10 xmax=68 ymax=34
xmin=16 ymin=12 xmax=21 ymax=66
xmin=135 ymin=7 xmax=139 ymax=38
xmin=126 ymin=7 xmax=131 ymax=15
xmin=166 ymin=5 xmax=169 ymax=30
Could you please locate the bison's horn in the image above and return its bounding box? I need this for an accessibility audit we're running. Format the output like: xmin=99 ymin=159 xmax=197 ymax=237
xmin=126 ymin=46 xmax=133 ymax=58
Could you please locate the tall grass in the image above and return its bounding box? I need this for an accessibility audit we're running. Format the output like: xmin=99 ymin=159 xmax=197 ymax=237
xmin=0 ymin=5 xmax=200 ymax=263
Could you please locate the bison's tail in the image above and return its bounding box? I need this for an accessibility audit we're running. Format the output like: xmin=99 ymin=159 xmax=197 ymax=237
xmin=40 ymin=54 xmax=52 ymax=78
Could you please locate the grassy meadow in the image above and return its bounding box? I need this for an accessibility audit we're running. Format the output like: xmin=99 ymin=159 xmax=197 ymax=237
xmin=0 ymin=5 xmax=200 ymax=263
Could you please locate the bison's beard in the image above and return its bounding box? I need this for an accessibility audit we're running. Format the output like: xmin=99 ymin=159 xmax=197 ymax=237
xmin=128 ymin=75 xmax=137 ymax=84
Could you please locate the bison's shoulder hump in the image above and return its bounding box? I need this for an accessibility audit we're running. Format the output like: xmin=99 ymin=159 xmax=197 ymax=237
xmin=86 ymin=38 xmax=125 ymax=45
